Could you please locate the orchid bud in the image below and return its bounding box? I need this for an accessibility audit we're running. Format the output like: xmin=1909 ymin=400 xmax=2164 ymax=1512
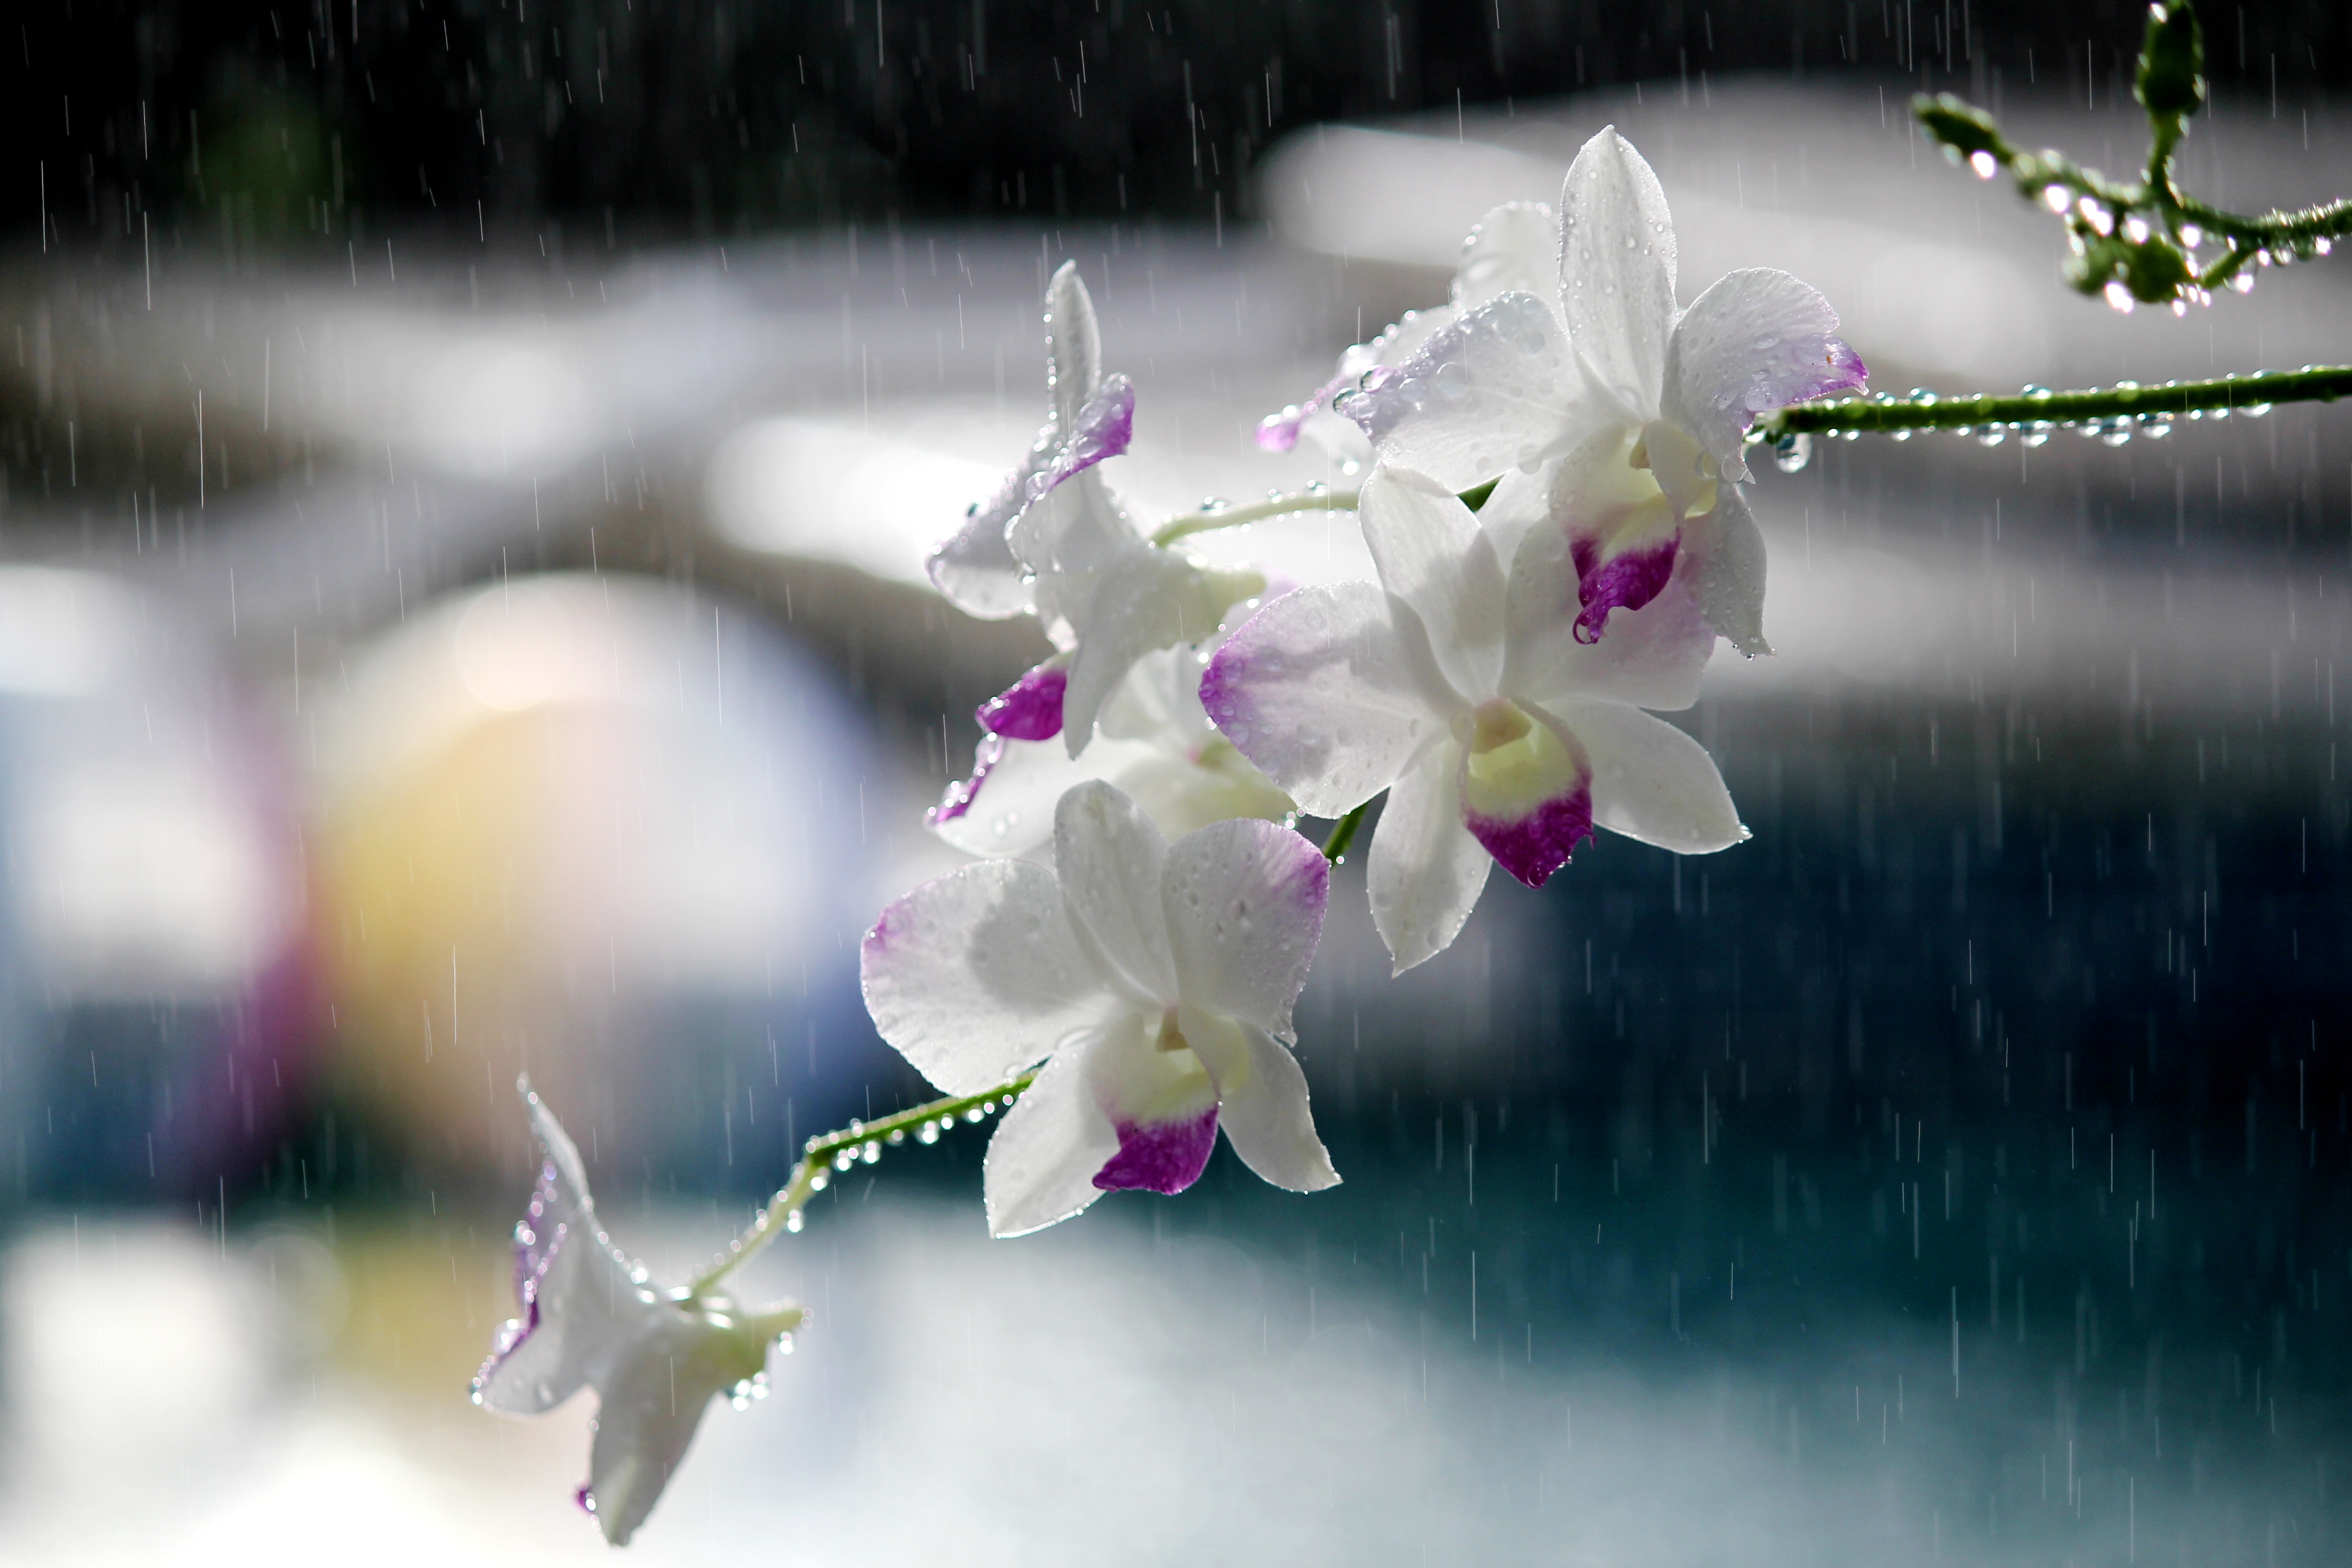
xmin=2135 ymin=2 xmax=2206 ymax=125
xmin=1913 ymin=93 xmax=2010 ymax=170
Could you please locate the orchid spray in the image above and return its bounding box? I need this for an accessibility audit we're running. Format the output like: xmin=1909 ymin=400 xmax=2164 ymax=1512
xmin=476 ymin=1 xmax=2352 ymax=1538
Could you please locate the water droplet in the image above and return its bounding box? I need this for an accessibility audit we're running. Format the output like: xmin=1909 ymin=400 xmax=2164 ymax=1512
xmin=2103 ymin=281 xmax=2136 ymax=313
xmin=1969 ymin=150 xmax=1999 ymax=180
xmin=1976 ymin=427 xmax=2008 ymax=447
xmin=1771 ymin=433 xmax=1813 ymax=472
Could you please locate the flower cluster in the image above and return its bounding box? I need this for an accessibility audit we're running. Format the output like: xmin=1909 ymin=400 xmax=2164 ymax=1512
xmin=478 ymin=125 xmax=1862 ymax=1545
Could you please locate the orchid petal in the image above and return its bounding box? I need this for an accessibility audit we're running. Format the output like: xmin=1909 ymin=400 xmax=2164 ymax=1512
xmin=1054 ymin=781 xmax=1179 ymax=1004
xmin=583 ymin=1316 xmax=732 ymax=1546
xmin=1459 ymin=702 xmax=1595 ymax=889
xmin=932 ymin=730 xmax=1153 ymax=859
xmin=1341 ymin=293 xmax=1585 ymax=491
xmin=1503 ymin=512 xmax=1716 ymax=712
xmin=1085 ymin=1010 xmax=1222 ymax=1195
xmin=1186 ymin=1010 xmax=1340 ymax=1192
xmin=1011 ymin=468 xmax=1141 ymax=611
xmin=1026 ymin=374 xmax=1135 ymax=503
xmin=861 ymin=861 xmax=1109 ymax=1094
xmin=1062 ymin=546 xmax=1260 ymax=757
xmin=1160 ymin=817 xmax=1329 ymax=1040
xmin=473 ymin=1085 xmax=644 ymax=1416
xmin=1549 ymin=699 xmax=1747 ymax=853
xmin=1558 ymin=127 xmax=1678 ymax=418
xmin=1686 ymin=483 xmax=1774 ymax=657
xmin=1201 ymin=583 xmax=1447 ymax=818
xmin=1663 ymin=267 xmax=1867 ymax=483
xmin=1454 ymin=201 xmax=1562 ymax=312
xmin=1358 ymin=465 xmax=1508 ymax=703
xmin=1045 ymin=261 xmax=1102 ymax=435
xmin=977 ymin=662 xmax=1068 ymax=741
xmin=1367 ymin=739 xmax=1492 ymax=974
xmin=926 ymin=459 xmax=1046 ymax=620
xmin=983 ymin=1038 xmax=1120 ymax=1237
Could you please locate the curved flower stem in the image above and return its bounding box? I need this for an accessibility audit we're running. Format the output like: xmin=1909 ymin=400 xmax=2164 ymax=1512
xmin=1319 ymin=800 xmax=1372 ymax=863
xmin=1758 ymin=365 xmax=2352 ymax=441
xmin=1149 ymin=489 xmax=1358 ymax=549
xmin=687 ymin=1072 xmax=1039 ymax=1298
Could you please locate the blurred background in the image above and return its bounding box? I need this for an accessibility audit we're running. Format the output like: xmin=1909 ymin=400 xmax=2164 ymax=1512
xmin=1 ymin=1 xmax=2349 ymax=1562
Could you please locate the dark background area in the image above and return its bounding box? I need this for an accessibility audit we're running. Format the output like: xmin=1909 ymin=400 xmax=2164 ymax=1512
xmin=11 ymin=0 xmax=2352 ymax=252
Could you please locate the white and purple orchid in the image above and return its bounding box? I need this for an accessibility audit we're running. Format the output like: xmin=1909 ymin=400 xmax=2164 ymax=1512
xmin=863 ymin=780 xmax=1340 ymax=1236
xmin=927 ymin=260 xmax=1262 ymax=754
xmin=473 ymin=1081 xmax=804 ymax=1546
xmin=1256 ymin=199 xmax=1563 ymax=466
xmin=1203 ymin=463 xmax=1744 ymax=973
xmin=1338 ymin=127 xmax=1867 ymax=655
xmin=932 ymin=638 xmax=1294 ymax=860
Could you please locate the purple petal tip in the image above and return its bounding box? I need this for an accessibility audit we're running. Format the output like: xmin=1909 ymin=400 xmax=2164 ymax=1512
xmin=977 ymin=665 xmax=1067 ymax=742
xmin=1094 ymin=1107 xmax=1220 ymax=1194
xmin=1465 ymin=783 xmax=1595 ymax=889
xmin=1569 ymin=535 xmax=1680 ymax=644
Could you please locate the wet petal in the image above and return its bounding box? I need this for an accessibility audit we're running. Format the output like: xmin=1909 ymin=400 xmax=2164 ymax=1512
xmin=583 ymin=1313 xmax=760 ymax=1546
xmin=1454 ymin=201 xmax=1562 ymax=312
xmin=1367 ymin=738 xmax=1492 ymax=975
xmin=1458 ymin=702 xmax=1595 ymax=888
xmin=1062 ymin=546 xmax=1260 ymax=757
xmin=1045 ymin=261 xmax=1103 ymax=436
xmin=1358 ymin=464 xmax=1508 ymax=703
xmin=977 ymin=662 xmax=1068 ymax=742
xmin=1686 ymin=483 xmax=1774 ymax=657
xmin=1663 ymin=267 xmax=1867 ymax=482
xmin=1201 ymin=582 xmax=1448 ymax=819
xmin=1088 ymin=1011 xmax=1222 ymax=1196
xmin=1186 ymin=1009 xmax=1339 ymax=1192
xmin=1026 ymin=374 xmax=1135 ymax=502
xmin=1503 ymin=500 xmax=1716 ymax=713
xmin=474 ymin=1083 xmax=645 ymax=1416
xmin=1550 ymin=698 xmax=1747 ymax=853
xmin=926 ymin=454 xmax=1048 ymax=620
xmin=1558 ymin=127 xmax=1679 ymax=418
xmin=983 ymin=1039 xmax=1122 ymax=1237
xmin=1054 ymin=781 xmax=1179 ymax=1004
xmin=861 ymin=860 xmax=1111 ymax=1094
xmin=1340 ymin=293 xmax=1586 ymax=491
xmin=1160 ymin=817 xmax=1329 ymax=1039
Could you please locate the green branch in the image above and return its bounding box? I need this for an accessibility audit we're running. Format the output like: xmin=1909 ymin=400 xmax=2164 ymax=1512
xmin=1151 ymin=488 xmax=1358 ymax=549
xmin=1759 ymin=365 xmax=2352 ymax=442
xmin=687 ymin=1073 xmax=1037 ymax=1296
xmin=1912 ymin=1 xmax=2352 ymax=310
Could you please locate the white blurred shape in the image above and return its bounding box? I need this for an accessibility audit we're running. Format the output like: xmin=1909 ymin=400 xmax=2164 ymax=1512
xmin=0 ymin=1226 xmax=271 ymax=1492
xmin=708 ymin=408 xmax=1017 ymax=582
xmin=0 ymin=568 xmax=297 ymax=999
xmin=0 ymin=569 xmax=138 ymax=697
xmin=409 ymin=337 xmax=595 ymax=478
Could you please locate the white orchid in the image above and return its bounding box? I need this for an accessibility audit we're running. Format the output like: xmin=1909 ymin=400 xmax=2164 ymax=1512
xmin=1202 ymin=463 xmax=1744 ymax=973
xmin=927 ymin=260 xmax=1262 ymax=753
xmin=1339 ymin=127 xmax=1867 ymax=656
xmin=863 ymin=781 xmax=1339 ymax=1236
xmin=932 ymin=631 xmax=1294 ymax=860
xmin=1255 ymin=200 xmax=1562 ymax=466
xmin=473 ymin=1081 xmax=804 ymax=1546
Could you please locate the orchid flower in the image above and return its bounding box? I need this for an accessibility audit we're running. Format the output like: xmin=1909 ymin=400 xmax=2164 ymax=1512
xmin=1202 ymin=464 xmax=1744 ymax=973
xmin=1339 ymin=127 xmax=1868 ymax=656
xmin=473 ymin=1081 xmax=804 ymax=1546
xmin=926 ymin=260 xmax=1262 ymax=754
xmin=862 ymin=781 xmax=1339 ymax=1237
xmin=1256 ymin=201 xmax=1562 ymax=464
xmin=932 ymin=636 xmax=1294 ymax=860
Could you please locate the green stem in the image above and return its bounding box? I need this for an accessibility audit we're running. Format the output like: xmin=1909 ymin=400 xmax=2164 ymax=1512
xmin=687 ymin=1071 xmax=1039 ymax=1297
xmin=1150 ymin=489 xmax=1358 ymax=549
xmin=1759 ymin=365 xmax=2352 ymax=440
xmin=1320 ymin=800 xmax=1372 ymax=863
